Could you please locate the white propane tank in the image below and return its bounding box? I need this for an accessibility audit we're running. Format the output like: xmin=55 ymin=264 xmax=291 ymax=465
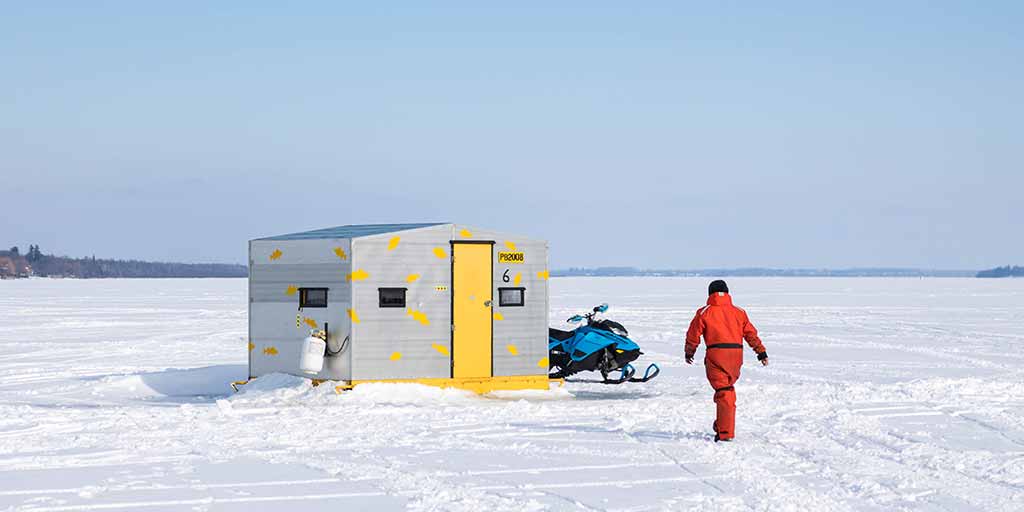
xmin=299 ymin=331 xmax=327 ymax=375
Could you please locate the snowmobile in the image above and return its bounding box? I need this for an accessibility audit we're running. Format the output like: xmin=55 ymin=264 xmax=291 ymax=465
xmin=548 ymin=303 xmax=660 ymax=384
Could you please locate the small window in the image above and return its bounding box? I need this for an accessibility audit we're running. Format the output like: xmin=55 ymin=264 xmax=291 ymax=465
xmin=300 ymin=288 xmax=328 ymax=308
xmin=498 ymin=287 xmax=525 ymax=307
xmin=379 ymin=287 xmax=407 ymax=308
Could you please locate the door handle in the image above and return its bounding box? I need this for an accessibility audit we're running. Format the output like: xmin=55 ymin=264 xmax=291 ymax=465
xmin=484 ymin=300 xmax=493 ymax=307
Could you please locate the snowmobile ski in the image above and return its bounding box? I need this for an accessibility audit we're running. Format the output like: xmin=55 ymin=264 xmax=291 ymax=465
xmin=601 ymin=364 xmax=636 ymax=384
xmin=628 ymin=363 xmax=660 ymax=383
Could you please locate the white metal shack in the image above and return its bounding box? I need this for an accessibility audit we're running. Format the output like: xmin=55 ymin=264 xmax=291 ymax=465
xmin=248 ymin=223 xmax=550 ymax=392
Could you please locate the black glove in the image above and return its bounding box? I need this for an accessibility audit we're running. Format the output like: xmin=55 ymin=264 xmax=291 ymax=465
xmin=685 ymin=353 xmax=694 ymax=364
xmin=757 ymin=351 xmax=768 ymax=361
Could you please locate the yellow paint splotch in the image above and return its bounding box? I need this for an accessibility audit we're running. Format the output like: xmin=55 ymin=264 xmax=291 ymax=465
xmin=514 ymin=272 xmax=522 ymax=286
xmin=347 ymin=308 xmax=361 ymax=324
xmin=387 ymin=236 xmax=401 ymax=251
xmin=460 ymin=228 xmax=473 ymax=238
xmin=537 ymin=270 xmax=550 ymax=280
xmin=347 ymin=269 xmax=369 ymax=281
xmin=263 ymin=346 xmax=279 ymax=356
xmin=248 ymin=342 xmax=255 ymax=352
xmin=303 ymin=317 xmax=318 ymax=329
xmin=505 ymin=241 xmax=517 ymax=251
xmin=269 ymin=249 xmax=282 ymax=261
xmin=493 ymin=312 xmax=504 ymax=321
xmin=407 ymin=309 xmax=430 ymax=325
xmin=506 ymin=344 xmax=519 ymax=355
xmin=537 ymin=357 xmax=549 ymax=368
xmin=390 ymin=352 xmax=402 ymax=361
xmin=285 ymin=285 xmax=298 ymax=296
xmin=432 ymin=343 xmax=450 ymax=356
xmin=406 ymin=273 xmax=420 ymax=283
xmin=333 ymin=247 xmax=348 ymax=260
xmin=433 ymin=247 xmax=447 ymax=259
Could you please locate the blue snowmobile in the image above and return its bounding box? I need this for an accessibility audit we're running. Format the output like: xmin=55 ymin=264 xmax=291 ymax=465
xmin=548 ymin=303 xmax=660 ymax=384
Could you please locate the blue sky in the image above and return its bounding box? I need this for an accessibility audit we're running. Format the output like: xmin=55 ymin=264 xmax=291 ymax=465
xmin=2 ymin=2 xmax=1021 ymax=269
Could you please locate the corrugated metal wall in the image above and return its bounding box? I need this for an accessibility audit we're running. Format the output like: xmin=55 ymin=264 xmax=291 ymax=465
xmin=454 ymin=225 xmax=549 ymax=377
xmin=249 ymin=238 xmax=353 ymax=380
xmin=350 ymin=225 xmax=453 ymax=380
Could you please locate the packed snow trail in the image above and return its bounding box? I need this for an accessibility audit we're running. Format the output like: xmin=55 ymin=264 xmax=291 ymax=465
xmin=1 ymin=277 xmax=1022 ymax=511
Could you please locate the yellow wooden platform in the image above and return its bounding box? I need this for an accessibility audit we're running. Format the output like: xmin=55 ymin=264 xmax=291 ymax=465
xmin=233 ymin=375 xmax=561 ymax=395
xmin=334 ymin=375 xmax=557 ymax=394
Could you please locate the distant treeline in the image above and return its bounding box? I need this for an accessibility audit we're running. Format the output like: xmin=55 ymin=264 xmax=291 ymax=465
xmin=976 ymin=266 xmax=1024 ymax=278
xmin=0 ymin=245 xmax=246 ymax=278
xmin=553 ymin=267 xmax=976 ymax=278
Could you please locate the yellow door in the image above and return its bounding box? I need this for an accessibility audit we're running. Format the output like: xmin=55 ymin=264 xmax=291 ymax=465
xmin=452 ymin=243 xmax=493 ymax=378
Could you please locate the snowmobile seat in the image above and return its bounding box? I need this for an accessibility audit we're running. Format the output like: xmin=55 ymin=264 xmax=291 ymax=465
xmin=548 ymin=328 xmax=575 ymax=341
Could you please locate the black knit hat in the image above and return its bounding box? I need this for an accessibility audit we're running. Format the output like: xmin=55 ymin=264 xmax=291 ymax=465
xmin=708 ymin=280 xmax=729 ymax=295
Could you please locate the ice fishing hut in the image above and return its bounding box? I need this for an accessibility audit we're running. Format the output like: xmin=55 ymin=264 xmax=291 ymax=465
xmin=248 ymin=223 xmax=551 ymax=392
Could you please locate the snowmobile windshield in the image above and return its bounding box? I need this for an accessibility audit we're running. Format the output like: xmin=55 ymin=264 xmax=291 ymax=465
xmin=593 ymin=319 xmax=628 ymax=337
xmin=549 ymin=328 xmax=575 ymax=341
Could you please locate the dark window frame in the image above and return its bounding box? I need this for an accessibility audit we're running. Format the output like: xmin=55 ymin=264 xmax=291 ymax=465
xmin=378 ymin=287 xmax=408 ymax=308
xmin=299 ymin=287 xmax=328 ymax=308
xmin=498 ymin=287 xmax=526 ymax=307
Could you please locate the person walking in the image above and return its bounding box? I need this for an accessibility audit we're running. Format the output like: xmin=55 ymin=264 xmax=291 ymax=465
xmin=685 ymin=280 xmax=768 ymax=442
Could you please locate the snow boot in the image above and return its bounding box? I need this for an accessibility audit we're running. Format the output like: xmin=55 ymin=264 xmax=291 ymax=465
xmin=713 ymin=421 xmax=733 ymax=443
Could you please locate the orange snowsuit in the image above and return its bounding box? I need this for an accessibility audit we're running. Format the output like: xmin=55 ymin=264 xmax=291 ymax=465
xmin=685 ymin=292 xmax=766 ymax=441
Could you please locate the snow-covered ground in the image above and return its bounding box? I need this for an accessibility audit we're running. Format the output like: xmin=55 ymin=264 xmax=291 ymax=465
xmin=1 ymin=277 xmax=1023 ymax=511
